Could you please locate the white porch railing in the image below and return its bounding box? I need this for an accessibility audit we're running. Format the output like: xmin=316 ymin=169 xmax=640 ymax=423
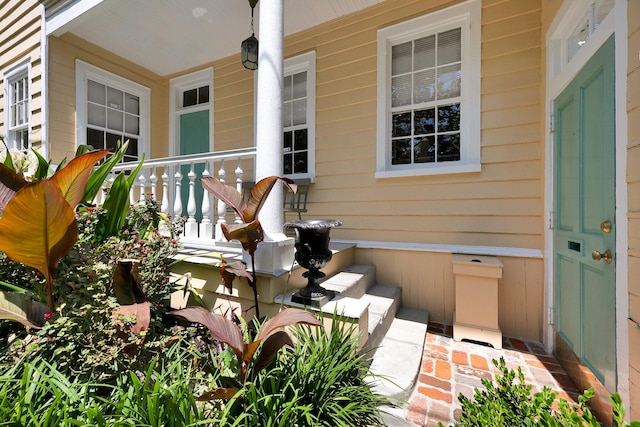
xmin=101 ymin=147 xmax=257 ymax=248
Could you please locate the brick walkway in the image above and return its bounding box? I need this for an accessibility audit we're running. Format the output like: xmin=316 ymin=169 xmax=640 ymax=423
xmin=403 ymin=323 xmax=581 ymax=426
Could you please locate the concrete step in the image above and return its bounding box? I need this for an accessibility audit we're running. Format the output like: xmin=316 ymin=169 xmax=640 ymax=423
xmin=321 ymin=264 xmax=376 ymax=299
xmin=368 ymin=307 xmax=429 ymax=400
xmin=361 ymin=284 xmax=402 ymax=350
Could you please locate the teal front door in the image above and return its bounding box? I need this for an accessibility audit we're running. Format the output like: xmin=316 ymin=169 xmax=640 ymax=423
xmin=180 ymin=110 xmax=209 ymax=223
xmin=553 ymin=37 xmax=616 ymax=391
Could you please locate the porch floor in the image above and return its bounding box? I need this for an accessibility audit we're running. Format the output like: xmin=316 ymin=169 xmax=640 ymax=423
xmin=397 ymin=323 xmax=580 ymax=426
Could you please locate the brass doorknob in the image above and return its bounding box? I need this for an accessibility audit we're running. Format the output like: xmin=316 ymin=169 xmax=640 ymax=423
xmin=592 ymin=249 xmax=612 ymax=264
xmin=600 ymin=220 xmax=612 ymax=234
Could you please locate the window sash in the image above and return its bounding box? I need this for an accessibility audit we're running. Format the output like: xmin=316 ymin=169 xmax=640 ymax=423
xmin=376 ymin=0 xmax=481 ymax=178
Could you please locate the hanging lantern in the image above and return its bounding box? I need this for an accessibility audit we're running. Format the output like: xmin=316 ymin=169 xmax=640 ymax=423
xmin=241 ymin=0 xmax=259 ymax=70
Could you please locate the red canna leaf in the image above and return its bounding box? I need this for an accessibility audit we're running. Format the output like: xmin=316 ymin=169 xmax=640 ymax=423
xmin=257 ymin=308 xmax=322 ymax=342
xmin=0 ymin=163 xmax=28 ymax=215
xmin=0 ymin=180 xmax=77 ymax=285
xmin=243 ymin=176 xmax=296 ymax=222
xmin=170 ymin=306 xmax=245 ymax=362
xmin=50 ymin=149 xmax=108 ymax=208
xmin=200 ymin=177 xmax=247 ymax=219
xmin=197 ymin=387 xmax=239 ymax=401
xmin=251 ymin=330 xmax=293 ymax=376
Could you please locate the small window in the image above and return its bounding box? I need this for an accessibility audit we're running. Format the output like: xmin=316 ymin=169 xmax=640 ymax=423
xmin=282 ymin=51 xmax=315 ymax=179
xmin=4 ymin=63 xmax=30 ymax=150
xmin=182 ymin=85 xmax=210 ymax=108
xmin=76 ymin=61 xmax=150 ymax=163
xmin=566 ymin=0 xmax=614 ymax=61
xmin=376 ymin=0 xmax=480 ymax=178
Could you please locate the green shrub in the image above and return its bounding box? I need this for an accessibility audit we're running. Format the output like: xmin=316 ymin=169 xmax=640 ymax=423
xmin=444 ymin=357 xmax=640 ymax=427
xmin=0 ymin=199 xmax=185 ymax=381
xmin=0 ymin=345 xmax=218 ymax=427
xmin=213 ymin=314 xmax=394 ymax=426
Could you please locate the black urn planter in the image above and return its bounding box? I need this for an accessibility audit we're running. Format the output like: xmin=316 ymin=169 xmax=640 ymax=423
xmin=284 ymin=219 xmax=342 ymax=308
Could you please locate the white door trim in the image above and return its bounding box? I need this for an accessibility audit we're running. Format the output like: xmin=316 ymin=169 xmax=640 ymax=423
xmin=544 ymin=0 xmax=629 ymax=402
xmin=168 ymin=67 xmax=214 ymax=157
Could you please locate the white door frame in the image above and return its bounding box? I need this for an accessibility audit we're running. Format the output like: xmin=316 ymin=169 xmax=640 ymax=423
xmin=168 ymin=67 xmax=214 ymax=157
xmin=544 ymin=0 xmax=629 ymax=401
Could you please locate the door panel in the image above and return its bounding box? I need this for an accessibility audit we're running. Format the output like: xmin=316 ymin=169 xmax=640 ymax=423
xmin=553 ymin=36 xmax=615 ymax=391
xmin=180 ymin=110 xmax=209 ymax=223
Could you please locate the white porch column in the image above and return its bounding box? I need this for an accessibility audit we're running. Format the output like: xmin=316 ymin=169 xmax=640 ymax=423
xmin=252 ymin=0 xmax=294 ymax=273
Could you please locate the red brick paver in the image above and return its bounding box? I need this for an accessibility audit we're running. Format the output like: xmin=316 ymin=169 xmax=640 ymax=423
xmin=402 ymin=323 xmax=581 ymax=426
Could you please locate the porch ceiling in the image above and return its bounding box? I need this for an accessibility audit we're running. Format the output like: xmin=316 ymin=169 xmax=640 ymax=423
xmin=46 ymin=0 xmax=385 ymax=77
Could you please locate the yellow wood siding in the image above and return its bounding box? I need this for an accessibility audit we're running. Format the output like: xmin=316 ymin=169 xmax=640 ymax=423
xmin=0 ymin=0 xmax=43 ymax=149
xmin=47 ymin=34 xmax=169 ymax=163
xmin=226 ymin=0 xmax=545 ymax=252
xmin=628 ymin=0 xmax=640 ymax=418
xmin=354 ymin=248 xmax=543 ymax=341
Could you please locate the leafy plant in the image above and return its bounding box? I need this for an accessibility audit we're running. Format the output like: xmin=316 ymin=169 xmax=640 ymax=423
xmin=170 ymin=306 xmax=322 ymax=400
xmin=444 ymin=357 xmax=640 ymax=427
xmin=200 ymin=175 xmax=296 ymax=319
xmin=213 ymin=313 xmax=394 ymax=426
xmin=0 ymin=149 xmax=108 ymax=317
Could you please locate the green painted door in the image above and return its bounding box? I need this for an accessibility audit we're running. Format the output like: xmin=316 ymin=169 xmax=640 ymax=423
xmin=553 ymin=37 xmax=615 ymax=391
xmin=180 ymin=110 xmax=209 ymax=222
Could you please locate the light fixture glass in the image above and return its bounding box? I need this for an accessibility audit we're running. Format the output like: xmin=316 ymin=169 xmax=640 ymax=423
xmin=241 ymin=0 xmax=259 ymax=70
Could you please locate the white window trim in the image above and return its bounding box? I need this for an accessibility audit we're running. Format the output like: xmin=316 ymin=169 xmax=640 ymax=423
xmin=375 ymin=0 xmax=481 ymax=178
xmin=168 ymin=68 xmax=214 ymax=157
xmin=283 ymin=50 xmax=316 ymax=180
xmin=75 ymin=60 xmax=150 ymax=158
xmin=3 ymin=59 xmax=31 ymax=150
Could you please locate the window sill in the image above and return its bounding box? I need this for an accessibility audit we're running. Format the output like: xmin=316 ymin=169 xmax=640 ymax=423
xmin=375 ymin=162 xmax=481 ymax=179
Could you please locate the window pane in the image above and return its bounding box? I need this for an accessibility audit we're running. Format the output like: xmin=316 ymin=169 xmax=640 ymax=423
xmin=437 ymin=134 xmax=461 ymax=162
xmin=125 ymin=113 xmax=139 ymax=134
xmin=437 ymin=64 xmax=461 ymax=99
xmin=283 ymin=102 xmax=292 ymax=127
xmin=283 ymin=131 xmax=293 ymax=151
xmin=88 ymin=104 xmax=106 ymax=127
xmin=292 ymin=72 xmax=307 ymax=98
xmin=414 ymin=136 xmax=435 ymax=163
xmin=198 ymin=85 xmax=210 ymax=104
xmin=283 ymin=75 xmax=292 ymax=101
xmin=392 ymin=112 xmax=412 ymax=137
xmin=414 ymin=108 xmax=435 ymax=135
xmin=292 ymin=99 xmax=307 ymax=125
xmin=283 ymin=153 xmax=293 ymax=174
xmin=294 ymin=129 xmax=308 ymax=151
xmin=125 ymin=138 xmax=138 ymax=158
xmin=392 ymin=41 xmax=412 ymax=75
xmin=107 ymin=87 xmax=123 ymax=110
xmin=438 ymin=104 xmax=460 ymax=132
xmin=293 ymin=151 xmax=308 ymax=173
xmin=125 ymin=93 xmax=139 ymax=115
xmin=391 ymin=138 xmax=411 ymax=164
xmin=88 ymin=80 xmax=105 ymax=104
xmin=183 ymin=88 xmax=197 ymax=107
xmin=107 ymin=109 xmax=123 ymax=131
xmin=391 ymin=75 xmax=412 ymax=107
xmin=414 ymin=69 xmax=436 ymax=103
xmin=106 ymin=132 xmax=122 ymax=151
xmin=414 ymin=35 xmax=435 ymax=70
xmin=87 ymin=128 xmax=105 ymax=150
xmin=438 ymin=28 xmax=461 ymax=65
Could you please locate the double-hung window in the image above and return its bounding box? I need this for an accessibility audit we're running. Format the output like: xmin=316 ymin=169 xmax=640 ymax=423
xmin=282 ymin=51 xmax=315 ymax=179
xmin=376 ymin=0 xmax=481 ymax=177
xmin=76 ymin=60 xmax=150 ymax=162
xmin=4 ymin=62 xmax=30 ymax=150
